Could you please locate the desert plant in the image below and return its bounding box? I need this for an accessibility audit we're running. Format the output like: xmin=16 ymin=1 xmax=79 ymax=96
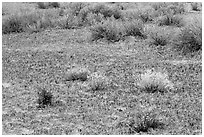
xmin=128 ymin=111 xmax=164 ymax=133
xmin=69 ymin=2 xmax=87 ymax=16
xmin=123 ymin=19 xmax=146 ymax=38
xmin=138 ymin=69 xmax=174 ymax=93
xmin=37 ymin=88 xmax=53 ymax=108
xmin=90 ymin=18 xmax=145 ymax=42
xmin=191 ymin=2 xmax=201 ymax=11
xmin=89 ymin=72 xmax=110 ymax=91
xmin=173 ymin=16 xmax=202 ymax=54
xmin=156 ymin=14 xmax=184 ymax=27
xmin=148 ymin=27 xmax=172 ymax=47
xmin=90 ymin=18 xmax=125 ymax=42
xmin=65 ymin=67 xmax=90 ymax=81
xmin=117 ymin=108 xmax=164 ymax=134
xmin=37 ymin=2 xmax=60 ymax=9
xmin=2 ymin=14 xmax=24 ymax=34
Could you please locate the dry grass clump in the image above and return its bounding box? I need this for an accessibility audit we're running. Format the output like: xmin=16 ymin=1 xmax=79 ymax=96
xmin=2 ymin=9 xmax=60 ymax=34
xmin=37 ymin=87 xmax=53 ymax=108
xmin=65 ymin=67 xmax=90 ymax=81
xmin=173 ymin=16 xmax=202 ymax=54
xmin=88 ymin=72 xmax=110 ymax=91
xmin=37 ymin=2 xmax=60 ymax=9
xmin=156 ymin=14 xmax=184 ymax=27
xmin=117 ymin=107 xmax=164 ymax=134
xmin=137 ymin=69 xmax=174 ymax=93
xmin=147 ymin=26 xmax=173 ymax=47
xmin=90 ymin=18 xmax=145 ymax=42
xmin=191 ymin=2 xmax=202 ymax=11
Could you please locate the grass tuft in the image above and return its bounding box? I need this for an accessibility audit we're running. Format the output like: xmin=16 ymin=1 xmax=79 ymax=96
xmin=37 ymin=88 xmax=53 ymax=108
xmin=173 ymin=16 xmax=202 ymax=54
xmin=65 ymin=67 xmax=90 ymax=81
xmin=89 ymin=72 xmax=110 ymax=91
xmin=138 ymin=69 xmax=174 ymax=93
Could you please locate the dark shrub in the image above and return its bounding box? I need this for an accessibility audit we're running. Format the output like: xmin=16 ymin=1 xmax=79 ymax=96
xmin=37 ymin=88 xmax=53 ymax=108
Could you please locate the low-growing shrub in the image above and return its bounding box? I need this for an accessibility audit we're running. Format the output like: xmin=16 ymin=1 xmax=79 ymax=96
xmin=69 ymin=2 xmax=88 ymax=16
xmin=65 ymin=67 xmax=90 ymax=81
xmin=147 ymin=27 xmax=172 ymax=47
xmin=117 ymin=108 xmax=164 ymax=134
xmin=123 ymin=19 xmax=146 ymax=38
xmin=90 ymin=18 xmax=145 ymax=42
xmin=78 ymin=3 xmax=122 ymax=25
xmin=2 ymin=14 xmax=24 ymax=34
xmin=89 ymin=72 xmax=110 ymax=91
xmin=156 ymin=14 xmax=184 ymax=27
xmin=138 ymin=69 xmax=174 ymax=93
xmin=37 ymin=88 xmax=53 ymax=108
xmin=90 ymin=18 xmax=125 ymax=42
xmin=191 ymin=2 xmax=201 ymax=11
xmin=173 ymin=16 xmax=202 ymax=54
xmin=2 ymin=9 xmax=60 ymax=34
xmin=37 ymin=2 xmax=60 ymax=9
xmin=151 ymin=2 xmax=167 ymax=11
xmin=56 ymin=14 xmax=82 ymax=29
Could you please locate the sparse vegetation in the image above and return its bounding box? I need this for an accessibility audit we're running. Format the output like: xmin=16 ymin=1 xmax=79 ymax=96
xmin=2 ymin=2 xmax=202 ymax=135
xmin=37 ymin=88 xmax=53 ymax=108
xmin=89 ymin=72 xmax=110 ymax=91
xmin=65 ymin=67 xmax=90 ymax=81
xmin=138 ymin=69 xmax=174 ymax=93
xmin=156 ymin=14 xmax=184 ymax=27
xmin=173 ymin=16 xmax=202 ymax=54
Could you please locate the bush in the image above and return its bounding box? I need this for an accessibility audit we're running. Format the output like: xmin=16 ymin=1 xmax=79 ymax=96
xmin=147 ymin=27 xmax=172 ymax=47
xmin=37 ymin=2 xmax=60 ymax=9
xmin=69 ymin=2 xmax=88 ymax=16
xmin=56 ymin=14 xmax=82 ymax=29
xmin=65 ymin=67 xmax=90 ymax=81
xmin=2 ymin=9 xmax=60 ymax=34
xmin=156 ymin=14 xmax=184 ymax=27
xmin=2 ymin=14 xmax=24 ymax=34
xmin=191 ymin=2 xmax=201 ymax=11
xmin=90 ymin=18 xmax=125 ymax=42
xmin=151 ymin=2 xmax=167 ymax=11
xmin=173 ymin=16 xmax=202 ymax=54
xmin=117 ymin=107 xmax=164 ymax=134
xmin=37 ymin=88 xmax=53 ymax=108
xmin=123 ymin=19 xmax=146 ymax=38
xmin=90 ymin=18 xmax=145 ymax=42
xmin=78 ymin=3 xmax=122 ymax=25
xmin=89 ymin=72 xmax=110 ymax=91
xmin=138 ymin=69 xmax=174 ymax=93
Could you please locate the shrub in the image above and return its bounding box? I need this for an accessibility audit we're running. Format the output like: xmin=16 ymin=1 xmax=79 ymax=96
xmin=89 ymin=72 xmax=110 ymax=91
xmin=90 ymin=18 xmax=125 ymax=42
xmin=65 ymin=67 xmax=90 ymax=81
xmin=78 ymin=3 xmax=122 ymax=25
xmin=69 ymin=2 xmax=88 ymax=16
xmin=123 ymin=19 xmax=146 ymax=38
xmin=128 ymin=111 xmax=164 ymax=133
xmin=2 ymin=9 xmax=59 ymax=34
xmin=49 ymin=2 xmax=60 ymax=8
xmin=138 ymin=69 xmax=174 ymax=93
xmin=2 ymin=14 xmax=24 ymax=34
xmin=191 ymin=2 xmax=201 ymax=11
xmin=37 ymin=2 xmax=60 ymax=9
xmin=117 ymin=108 xmax=164 ymax=134
xmin=173 ymin=16 xmax=202 ymax=54
xmin=156 ymin=14 xmax=184 ymax=27
xmin=151 ymin=2 xmax=167 ymax=11
xmin=56 ymin=14 xmax=81 ymax=29
xmin=148 ymin=27 xmax=172 ymax=47
xmin=37 ymin=88 xmax=53 ymax=108
xmin=37 ymin=2 xmax=47 ymax=9
xmin=90 ymin=18 xmax=145 ymax=42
